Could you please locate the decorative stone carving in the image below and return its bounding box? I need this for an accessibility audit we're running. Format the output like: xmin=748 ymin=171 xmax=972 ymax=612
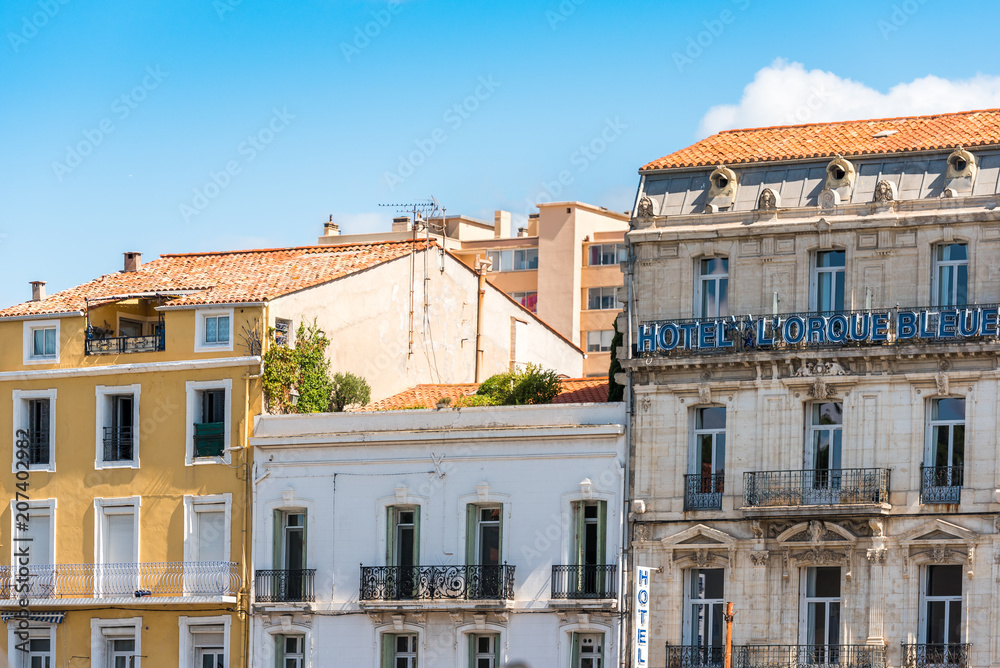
xmin=794 ymin=361 xmax=847 ymax=377
xmin=749 ymin=550 xmax=769 ymax=567
xmin=869 ymin=518 xmax=884 ymax=539
xmin=769 ymin=521 xmax=796 ymax=539
xmin=693 ymin=548 xmax=715 ymax=567
xmin=792 ymin=548 xmax=846 ymax=565
xmin=698 ymin=385 xmax=712 ymax=405
xmin=633 ymin=524 xmax=650 ymax=542
xmin=825 ymin=155 xmax=857 ymax=199
xmin=966 ymin=545 xmax=975 ymax=578
xmin=807 ymin=377 xmax=829 ymax=399
xmin=994 ymin=515 xmax=1000 ymax=534
xmin=866 ymin=548 xmax=887 ymax=565
xmin=818 ymin=189 xmax=841 ymax=209
xmin=750 ymin=520 xmax=764 ymax=540
xmin=809 ymin=520 xmax=825 ymax=544
xmin=935 ymin=373 xmax=950 ymax=397
xmin=707 ymin=165 xmax=739 ymax=211
xmin=873 ymin=180 xmax=897 ymax=203
xmin=944 ymin=146 xmax=977 ymax=196
xmin=637 ymin=195 xmax=655 ymax=218
xmin=758 ymin=188 xmax=780 ymax=211
xmin=638 ymin=395 xmax=652 ymax=413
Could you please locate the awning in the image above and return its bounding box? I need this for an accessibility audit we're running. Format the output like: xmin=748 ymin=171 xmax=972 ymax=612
xmin=1 ymin=612 xmax=66 ymax=624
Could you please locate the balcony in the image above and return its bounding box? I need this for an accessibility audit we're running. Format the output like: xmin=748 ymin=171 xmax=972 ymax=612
xmin=920 ymin=466 xmax=963 ymax=504
xmin=736 ymin=644 xmax=886 ymax=668
xmin=550 ymin=565 xmax=617 ymax=600
xmin=194 ymin=422 xmax=225 ymax=457
xmin=902 ymin=643 xmax=971 ymax=668
xmin=86 ymin=331 xmax=165 ymax=355
xmin=359 ymin=565 xmax=515 ymax=602
xmin=684 ymin=473 xmax=724 ymax=510
xmin=743 ymin=468 xmax=891 ymax=515
xmin=254 ymin=569 xmax=316 ymax=603
xmin=0 ymin=562 xmax=240 ymax=601
xmin=102 ymin=426 xmax=134 ymax=462
xmin=665 ymin=645 xmax=724 ymax=668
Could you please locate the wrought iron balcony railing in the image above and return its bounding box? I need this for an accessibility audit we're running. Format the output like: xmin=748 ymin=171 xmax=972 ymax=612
xmin=360 ymin=564 xmax=515 ymax=601
xmin=26 ymin=431 xmax=49 ymax=465
xmin=86 ymin=331 xmax=165 ymax=355
xmin=194 ymin=422 xmax=225 ymax=458
xmin=902 ymin=643 xmax=971 ymax=668
xmin=736 ymin=644 xmax=887 ymax=668
xmin=254 ymin=569 xmax=316 ymax=603
xmin=665 ymin=645 xmax=724 ymax=668
xmin=550 ymin=564 xmax=617 ymax=599
xmin=743 ymin=468 xmax=891 ymax=508
xmin=920 ymin=466 xmax=963 ymax=504
xmin=0 ymin=561 xmax=240 ymax=599
xmin=102 ymin=426 xmax=134 ymax=462
xmin=685 ymin=473 xmax=725 ymax=510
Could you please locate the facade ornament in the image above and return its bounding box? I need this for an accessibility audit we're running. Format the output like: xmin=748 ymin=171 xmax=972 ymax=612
xmin=873 ymin=180 xmax=897 ymax=203
xmin=782 ymin=549 xmax=790 ymax=579
xmin=818 ymin=189 xmax=841 ymax=210
xmin=808 ymin=520 xmax=825 ymax=544
xmin=693 ymin=548 xmax=715 ymax=567
xmin=633 ymin=524 xmax=650 ymax=542
xmin=869 ymin=518 xmax=884 ymax=539
xmin=472 ymin=613 xmax=487 ymax=631
xmin=411 ymin=612 xmax=426 ymax=624
xmin=792 ymin=548 xmax=845 ymax=565
xmin=749 ymin=550 xmax=769 ymax=567
xmin=807 ymin=377 xmax=829 ymax=399
xmin=758 ymin=188 xmax=780 ymax=211
xmin=935 ymin=373 xmax=950 ymax=397
xmin=636 ymin=195 xmax=655 ymax=218
xmin=966 ymin=546 xmax=975 ymax=578
xmin=638 ymin=395 xmax=652 ymax=413
xmin=794 ymin=361 xmax=848 ymax=377
xmin=994 ymin=515 xmax=1000 ymax=534
xmin=698 ymin=385 xmax=712 ymax=405
xmin=866 ymin=548 xmax=887 ymax=565
xmin=750 ymin=519 xmax=764 ymax=540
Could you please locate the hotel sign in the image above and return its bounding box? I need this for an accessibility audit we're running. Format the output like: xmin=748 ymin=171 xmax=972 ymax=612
xmin=634 ymin=566 xmax=651 ymax=667
xmin=636 ymin=305 xmax=1000 ymax=354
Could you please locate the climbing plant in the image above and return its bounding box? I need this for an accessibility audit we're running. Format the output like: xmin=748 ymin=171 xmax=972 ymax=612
xmin=262 ymin=320 xmax=335 ymax=414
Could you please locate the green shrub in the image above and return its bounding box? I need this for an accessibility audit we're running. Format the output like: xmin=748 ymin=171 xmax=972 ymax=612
xmin=475 ymin=363 xmax=561 ymax=405
xmin=331 ymin=372 xmax=372 ymax=412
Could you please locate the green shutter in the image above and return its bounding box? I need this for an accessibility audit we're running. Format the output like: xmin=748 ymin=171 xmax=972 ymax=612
xmin=386 ymin=507 xmax=396 ymax=566
xmin=596 ymin=501 xmax=607 ymax=567
xmin=273 ymin=510 xmax=283 ymax=568
xmin=412 ymin=506 xmax=420 ymax=568
xmin=381 ymin=634 xmax=394 ymax=668
xmin=570 ymin=633 xmax=580 ymax=668
xmin=300 ymin=510 xmax=308 ymax=569
xmin=496 ymin=508 xmax=503 ymax=563
xmin=274 ymin=634 xmax=284 ymax=668
xmin=468 ymin=634 xmax=476 ymax=668
xmin=493 ymin=633 xmax=501 ymax=667
xmin=573 ymin=502 xmax=584 ymax=565
xmin=465 ymin=504 xmax=477 ymax=565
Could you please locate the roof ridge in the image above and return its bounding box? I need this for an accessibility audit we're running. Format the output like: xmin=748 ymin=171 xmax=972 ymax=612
xmin=714 ymin=107 xmax=1000 ymax=136
xmin=159 ymin=238 xmax=433 ymax=259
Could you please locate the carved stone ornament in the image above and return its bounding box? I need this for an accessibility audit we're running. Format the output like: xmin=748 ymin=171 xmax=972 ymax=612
xmin=638 ymin=396 xmax=652 ymax=413
xmin=751 ymin=520 xmax=765 ymax=540
xmin=758 ymin=188 xmax=779 ymax=211
xmin=873 ymin=179 xmax=897 ymax=203
xmin=693 ymin=548 xmax=716 ymax=567
xmin=749 ymin=550 xmax=770 ymax=567
xmin=637 ymin=195 xmax=655 ymax=218
xmin=869 ymin=518 xmax=884 ymax=539
xmin=808 ymin=520 xmax=825 ymax=544
xmin=807 ymin=377 xmax=829 ymax=399
xmin=818 ymin=189 xmax=841 ymax=210
xmin=994 ymin=515 xmax=1000 ymax=534
xmin=794 ymin=361 xmax=848 ymax=377
xmin=866 ymin=548 xmax=887 ymax=565
xmin=792 ymin=548 xmax=846 ymax=565
xmin=935 ymin=373 xmax=950 ymax=397
xmin=698 ymin=385 xmax=712 ymax=405
xmin=633 ymin=524 xmax=650 ymax=542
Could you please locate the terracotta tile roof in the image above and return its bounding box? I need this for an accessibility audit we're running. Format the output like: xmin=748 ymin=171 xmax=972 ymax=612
xmin=641 ymin=108 xmax=1000 ymax=171
xmin=0 ymin=240 xmax=433 ymax=318
xmin=363 ymin=377 xmax=610 ymax=411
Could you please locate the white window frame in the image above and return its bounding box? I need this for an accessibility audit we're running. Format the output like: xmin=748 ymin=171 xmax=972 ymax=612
xmin=810 ymin=250 xmax=846 ymax=313
xmin=805 ymin=402 xmax=843 ymax=472
xmin=682 ymin=567 xmax=726 ymax=647
xmin=22 ymin=320 xmax=60 ymax=365
xmin=184 ymin=379 xmax=233 ymax=466
xmin=385 ymin=632 xmax=419 ymax=668
xmin=12 ymin=389 xmax=57 ymax=472
xmin=918 ymin=564 xmax=964 ymax=643
xmin=925 ymin=398 xmax=966 ymax=471
xmin=694 ymin=257 xmax=729 ymax=318
xmin=179 ymin=616 xmax=230 ymax=668
xmin=10 ymin=498 xmax=56 ymax=567
xmin=689 ymin=407 xmax=726 ymax=477
xmin=586 ymin=330 xmax=614 ymax=353
xmin=932 ymin=242 xmax=969 ymax=307
xmin=510 ymin=291 xmax=538 ymax=312
xmin=7 ymin=622 xmax=57 ymax=668
xmin=588 ymin=243 xmax=626 ymax=266
xmin=798 ymin=566 xmax=842 ymax=646
xmin=90 ymin=617 xmax=142 ymax=668
xmin=94 ymin=497 xmax=140 ymax=566
xmin=94 ymin=384 xmax=141 ymax=469
xmin=194 ymin=308 xmax=235 ymax=353
xmin=183 ymin=494 xmax=232 ymax=564
xmin=279 ymin=632 xmax=306 ymax=668
xmin=586 ymin=287 xmax=620 ymax=311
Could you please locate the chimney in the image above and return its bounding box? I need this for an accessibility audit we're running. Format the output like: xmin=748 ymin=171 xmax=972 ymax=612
xmin=494 ymin=210 xmax=512 ymax=239
xmin=392 ymin=216 xmax=412 ymax=232
xmin=124 ymin=252 xmax=141 ymax=272
xmin=30 ymin=281 xmax=46 ymax=302
xmin=323 ymin=215 xmax=340 ymax=236
xmin=517 ymin=226 xmax=528 ymax=238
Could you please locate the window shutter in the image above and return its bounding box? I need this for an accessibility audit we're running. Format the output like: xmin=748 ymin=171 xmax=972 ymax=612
xmin=412 ymin=507 xmax=420 ymax=568
xmin=274 ymin=634 xmax=284 ymax=668
xmin=380 ymin=634 xmax=394 ymax=668
xmin=573 ymin=502 xmax=584 ymax=565
xmin=468 ymin=634 xmax=476 ymax=667
xmin=493 ymin=633 xmax=501 ymax=667
xmin=273 ymin=510 xmax=283 ymax=569
xmin=570 ymin=633 xmax=580 ymax=668
xmin=465 ymin=505 xmax=477 ymax=565
xmin=497 ymin=507 xmax=503 ymax=563
xmin=386 ymin=507 xmax=396 ymax=566
xmin=597 ymin=501 xmax=607 ymax=567
xmin=300 ymin=510 xmax=308 ymax=569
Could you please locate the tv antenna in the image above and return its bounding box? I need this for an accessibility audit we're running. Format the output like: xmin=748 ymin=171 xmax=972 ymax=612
xmin=378 ymin=197 xmax=442 ymax=228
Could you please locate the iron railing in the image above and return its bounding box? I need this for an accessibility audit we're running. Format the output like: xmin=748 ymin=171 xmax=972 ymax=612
xmin=665 ymin=644 xmax=724 ymax=668
xmin=254 ymin=569 xmax=316 ymax=603
xmin=743 ymin=468 xmax=891 ymax=508
xmin=102 ymin=426 xmax=134 ymax=462
xmin=550 ymin=564 xmax=617 ymax=599
xmin=0 ymin=561 xmax=239 ymax=599
xmin=685 ymin=473 xmax=725 ymax=510
xmin=194 ymin=422 xmax=225 ymax=458
xmin=920 ymin=466 xmax=963 ymax=504
xmin=26 ymin=431 xmax=49 ymax=465
xmin=85 ymin=331 xmax=165 ymax=355
xmin=360 ymin=564 xmax=515 ymax=601
xmin=736 ymin=644 xmax=886 ymax=668
xmin=902 ymin=643 xmax=971 ymax=668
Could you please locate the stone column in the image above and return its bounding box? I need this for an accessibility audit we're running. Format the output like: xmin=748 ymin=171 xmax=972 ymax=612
xmin=866 ymin=543 xmax=887 ymax=645
xmin=748 ymin=548 xmax=770 ymax=641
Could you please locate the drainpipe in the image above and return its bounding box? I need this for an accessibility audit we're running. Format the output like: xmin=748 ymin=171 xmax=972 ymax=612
xmin=474 ymin=263 xmax=487 ymax=382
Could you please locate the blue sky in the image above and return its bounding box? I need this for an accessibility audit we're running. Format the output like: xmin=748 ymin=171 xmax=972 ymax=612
xmin=3 ymin=0 xmax=1000 ymax=308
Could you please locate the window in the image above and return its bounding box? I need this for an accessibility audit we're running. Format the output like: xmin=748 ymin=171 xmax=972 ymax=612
xmin=486 ymin=248 xmax=538 ymax=272
xmin=185 ymin=380 xmax=232 ymax=465
xmin=268 ymin=510 xmax=308 ymax=601
xmin=387 ymin=506 xmax=419 ymax=599
xmin=696 ymin=258 xmax=728 ymax=318
xmin=11 ymin=501 xmax=54 ymax=565
xmin=571 ymin=633 xmax=604 ymax=668
xmin=23 ymin=320 xmax=60 ymax=364
xmin=933 ymin=243 xmax=968 ymax=307
xmin=195 ymin=309 xmax=235 ymax=352
xmin=381 ymin=634 xmax=418 ymax=668
xmin=586 ymin=330 xmax=614 ymax=353
xmin=684 ymin=569 xmax=725 ymax=651
xmin=925 ymin=398 xmax=965 ymax=497
xmin=572 ymin=500 xmax=608 ymax=596
xmin=812 ymin=250 xmax=845 ymax=313
xmin=96 ymin=384 xmax=140 ymax=468
xmin=274 ymin=318 xmax=292 ymax=346
xmin=90 ymin=618 xmax=141 ymax=668
xmin=186 ymin=496 xmax=229 ymax=563
xmin=589 ymin=244 xmax=626 ymax=266
xmin=470 ymin=634 xmax=500 ymax=668
xmin=688 ymin=407 xmax=725 ymax=507
xmin=275 ymin=635 xmax=305 ymax=668
xmin=587 ymin=287 xmax=620 ymax=311
xmin=805 ymin=402 xmax=842 ymax=503
xmin=12 ymin=389 xmax=56 ymax=471
xmin=801 ymin=567 xmax=841 ymax=650
xmin=97 ymin=501 xmax=138 ymax=567
xmin=205 ymin=315 xmax=230 ymax=345
xmin=119 ymin=319 xmax=144 ymax=338
xmin=14 ymin=629 xmax=53 ymax=668
xmin=921 ymin=564 xmax=962 ymax=644
xmin=191 ymin=627 xmax=225 ymax=668
xmin=510 ymin=291 xmax=538 ymax=313
xmin=466 ymin=505 xmax=502 ymax=598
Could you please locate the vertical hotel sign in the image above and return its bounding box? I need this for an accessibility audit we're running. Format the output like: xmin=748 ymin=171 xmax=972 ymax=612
xmin=634 ymin=566 xmax=651 ymax=667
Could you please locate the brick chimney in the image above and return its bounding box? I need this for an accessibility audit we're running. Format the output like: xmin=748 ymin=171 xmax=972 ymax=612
xmin=30 ymin=281 xmax=45 ymax=302
xmin=124 ymin=252 xmax=141 ymax=272
xmin=323 ymin=215 xmax=340 ymax=236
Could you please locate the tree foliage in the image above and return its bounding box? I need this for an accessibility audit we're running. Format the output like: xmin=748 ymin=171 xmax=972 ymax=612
xmin=607 ymin=316 xmax=625 ymax=402
xmin=262 ymin=320 xmax=337 ymax=414
xmin=331 ymin=372 xmax=372 ymax=412
xmin=475 ymin=363 xmax=562 ymax=405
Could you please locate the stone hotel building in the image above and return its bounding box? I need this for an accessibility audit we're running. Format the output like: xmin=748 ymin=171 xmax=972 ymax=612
xmin=622 ymin=110 xmax=1000 ymax=668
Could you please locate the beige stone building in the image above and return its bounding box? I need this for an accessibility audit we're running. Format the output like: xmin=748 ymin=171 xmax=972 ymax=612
xmin=620 ymin=109 xmax=1000 ymax=668
xmin=319 ymin=201 xmax=629 ymax=378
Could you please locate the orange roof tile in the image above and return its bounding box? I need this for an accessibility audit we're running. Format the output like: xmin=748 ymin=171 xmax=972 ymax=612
xmin=363 ymin=377 xmax=611 ymax=411
xmin=641 ymin=108 xmax=1000 ymax=171
xmin=0 ymin=240 xmax=433 ymax=318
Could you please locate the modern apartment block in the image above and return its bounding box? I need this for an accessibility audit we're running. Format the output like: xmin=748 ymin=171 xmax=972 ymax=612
xmin=319 ymin=201 xmax=630 ymax=378
xmin=620 ymin=109 xmax=1000 ymax=668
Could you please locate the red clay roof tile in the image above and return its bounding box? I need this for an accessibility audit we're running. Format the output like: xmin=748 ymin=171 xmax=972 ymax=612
xmin=363 ymin=377 xmax=611 ymax=411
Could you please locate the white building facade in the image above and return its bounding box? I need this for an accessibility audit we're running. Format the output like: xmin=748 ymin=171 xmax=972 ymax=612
xmin=621 ymin=112 xmax=1000 ymax=668
xmin=248 ymin=402 xmax=626 ymax=668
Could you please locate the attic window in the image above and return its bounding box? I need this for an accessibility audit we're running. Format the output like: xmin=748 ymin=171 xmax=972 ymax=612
xmin=872 ymin=129 xmax=898 ymax=138
xmin=952 ymin=156 xmax=968 ymax=171
xmin=714 ymin=175 xmax=729 ymax=189
xmin=831 ymin=166 xmax=846 ymax=181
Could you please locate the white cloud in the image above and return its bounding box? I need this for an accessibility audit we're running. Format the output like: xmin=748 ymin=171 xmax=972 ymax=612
xmin=697 ymin=59 xmax=1000 ymax=138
